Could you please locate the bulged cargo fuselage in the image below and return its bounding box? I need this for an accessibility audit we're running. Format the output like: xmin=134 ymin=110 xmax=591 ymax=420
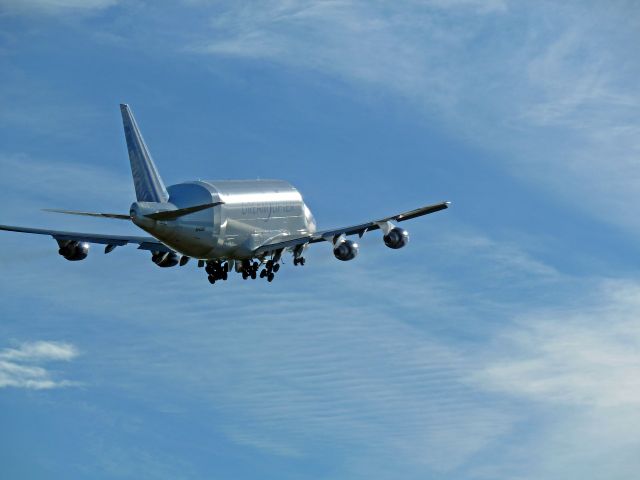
xmin=130 ymin=179 xmax=316 ymax=260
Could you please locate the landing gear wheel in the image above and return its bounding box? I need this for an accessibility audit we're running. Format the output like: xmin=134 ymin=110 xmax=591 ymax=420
xmin=260 ymin=269 xmax=267 ymax=278
xmin=208 ymin=275 xmax=216 ymax=284
xmin=242 ymin=271 xmax=248 ymax=280
xmin=222 ymin=271 xmax=228 ymax=281
xmin=300 ymin=257 xmax=305 ymax=266
xmin=273 ymin=263 xmax=280 ymax=272
xmin=251 ymin=271 xmax=257 ymax=280
xmin=267 ymin=272 xmax=274 ymax=282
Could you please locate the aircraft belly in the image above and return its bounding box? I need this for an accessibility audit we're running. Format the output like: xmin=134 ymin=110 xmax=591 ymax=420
xmin=150 ymin=230 xmax=214 ymax=258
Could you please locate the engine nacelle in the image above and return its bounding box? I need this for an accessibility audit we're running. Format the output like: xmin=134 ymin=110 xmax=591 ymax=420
xmin=333 ymin=239 xmax=359 ymax=261
xmin=58 ymin=241 xmax=90 ymax=261
xmin=152 ymin=251 xmax=180 ymax=267
xmin=383 ymin=227 xmax=409 ymax=249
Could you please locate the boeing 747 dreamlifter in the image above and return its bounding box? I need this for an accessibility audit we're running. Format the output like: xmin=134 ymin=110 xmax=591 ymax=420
xmin=0 ymin=105 xmax=450 ymax=283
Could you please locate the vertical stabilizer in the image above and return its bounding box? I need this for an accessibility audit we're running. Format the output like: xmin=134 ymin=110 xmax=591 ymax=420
xmin=120 ymin=104 xmax=169 ymax=203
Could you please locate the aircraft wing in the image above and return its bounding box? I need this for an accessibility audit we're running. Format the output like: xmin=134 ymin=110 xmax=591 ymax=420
xmin=0 ymin=224 xmax=173 ymax=252
xmin=254 ymin=201 xmax=450 ymax=255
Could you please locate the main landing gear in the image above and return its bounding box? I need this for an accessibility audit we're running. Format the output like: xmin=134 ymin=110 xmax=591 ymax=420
xmin=202 ymin=252 xmax=305 ymax=285
xmin=205 ymin=260 xmax=229 ymax=284
xmin=258 ymin=259 xmax=279 ymax=282
xmin=241 ymin=261 xmax=259 ymax=280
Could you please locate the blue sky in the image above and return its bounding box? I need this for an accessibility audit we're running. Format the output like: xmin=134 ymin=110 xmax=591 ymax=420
xmin=1 ymin=1 xmax=639 ymax=479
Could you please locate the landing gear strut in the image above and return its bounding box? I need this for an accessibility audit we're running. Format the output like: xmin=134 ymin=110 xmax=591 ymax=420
xmin=292 ymin=244 xmax=305 ymax=267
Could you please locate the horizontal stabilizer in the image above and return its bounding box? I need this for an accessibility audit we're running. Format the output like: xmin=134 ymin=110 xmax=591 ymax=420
xmin=144 ymin=201 xmax=224 ymax=221
xmin=43 ymin=209 xmax=131 ymax=220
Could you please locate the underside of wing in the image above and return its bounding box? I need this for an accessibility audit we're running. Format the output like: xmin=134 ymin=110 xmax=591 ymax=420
xmin=0 ymin=224 xmax=172 ymax=252
xmin=254 ymin=201 xmax=450 ymax=255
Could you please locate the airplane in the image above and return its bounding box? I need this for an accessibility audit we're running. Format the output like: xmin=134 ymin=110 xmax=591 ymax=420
xmin=0 ymin=104 xmax=450 ymax=284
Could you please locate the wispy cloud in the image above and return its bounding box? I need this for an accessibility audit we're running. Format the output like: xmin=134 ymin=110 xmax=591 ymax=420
xmin=0 ymin=0 xmax=118 ymax=15
xmin=0 ymin=154 xmax=562 ymax=473
xmin=0 ymin=218 xmax=562 ymax=474
xmin=0 ymin=154 xmax=133 ymax=232
xmin=476 ymin=279 xmax=640 ymax=408
xmin=0 ymin=340 xmax=79 ymax=389
xmin=469 ymin=279 xmax=640 ymax=478
xmin=0 ymin=156 xmax=635 ymax=477
xmin=189 ymin=1 xmax=640 ymax=232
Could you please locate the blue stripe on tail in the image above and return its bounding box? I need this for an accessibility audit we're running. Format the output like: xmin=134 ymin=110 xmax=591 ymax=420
xmin=120 ymin=104 xmax=169 ymax=203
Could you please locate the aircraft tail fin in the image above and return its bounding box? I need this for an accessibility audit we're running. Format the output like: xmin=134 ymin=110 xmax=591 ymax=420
xmin=120 ymin=104 xmax=169 ymax=203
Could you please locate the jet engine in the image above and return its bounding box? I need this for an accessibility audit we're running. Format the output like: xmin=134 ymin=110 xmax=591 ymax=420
xmin=152 ymin=251 xmax=180 ymax=267
xmin=383 ymin=227 xmax=409 ymax=249
xmin=58 ymin=241 xmax=90 ymax=261
xmin=333 ymin=239 xmax=359 ymax=261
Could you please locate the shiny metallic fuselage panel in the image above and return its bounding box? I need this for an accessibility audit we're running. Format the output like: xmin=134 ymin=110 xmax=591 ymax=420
xmin=134 ymin=179 xmax=317 ymax=260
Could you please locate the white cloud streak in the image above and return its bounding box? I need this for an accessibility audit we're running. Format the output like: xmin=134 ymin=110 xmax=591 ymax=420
xmin=476 ymin=279 xmax=640 ymax=408
xmin=0 ymin=340 xmax=79 ymax=389
xmin=469 ymin=279 xmax=640 ymax=479
xmin=0 ymin=0 xmax=118 ymax=15
xmin=191 ymin=1 xmax=640 ymax=232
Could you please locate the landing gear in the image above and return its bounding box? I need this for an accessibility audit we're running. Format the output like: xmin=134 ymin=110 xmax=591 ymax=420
xmin=258 ymin=256 xmax=282 ymax=283
xmin=208 ymin=255 xmax=287 ymax=284
xmin=293 ymin=256 xmax=305 ymax=266
xmin=205 ymin=260 xmax=230 ymax=284
xmin=239 ymin=260 xmax=261 ymax=280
